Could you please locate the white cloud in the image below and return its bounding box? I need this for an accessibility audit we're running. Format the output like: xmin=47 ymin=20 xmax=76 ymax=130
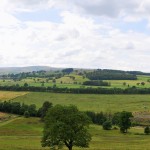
xmin=0 ymin=1 xmax=150 ymax=71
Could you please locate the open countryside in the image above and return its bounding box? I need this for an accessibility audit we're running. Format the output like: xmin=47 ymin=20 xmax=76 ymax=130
xmin=0 ymin=90 xmax=150 ymax=149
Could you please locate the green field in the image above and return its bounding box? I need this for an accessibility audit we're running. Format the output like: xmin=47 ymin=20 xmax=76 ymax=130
xmin=11 ymin=92 xmax=150 ymax=113
xmin=1 ymin=91 xmax=150 ymax=149
xmin=0 ymin=117 xmax=150 ymax=150
xmin=1 ymin=74 xmax=150 ymax=89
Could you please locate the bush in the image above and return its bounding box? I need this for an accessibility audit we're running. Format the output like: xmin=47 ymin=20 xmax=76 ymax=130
xmin=144 ymin=126 xmax=150 ymax=135
xmin=24 ymin=111 xmax=30 ymax=118
xmin=102 ymin=120 xmax=112 ymax=130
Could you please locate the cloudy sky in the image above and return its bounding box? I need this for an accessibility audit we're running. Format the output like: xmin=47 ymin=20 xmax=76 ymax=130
xmin=1 ymin=0 xmax=150 ymax=71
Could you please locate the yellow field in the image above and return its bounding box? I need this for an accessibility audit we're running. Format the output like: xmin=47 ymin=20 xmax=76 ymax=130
xmin=0 ymin=91 xmax=28 ymax=101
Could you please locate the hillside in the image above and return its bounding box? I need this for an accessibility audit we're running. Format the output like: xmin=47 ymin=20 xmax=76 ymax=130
xmin=0 ymin=66 xmax=62 ymax=74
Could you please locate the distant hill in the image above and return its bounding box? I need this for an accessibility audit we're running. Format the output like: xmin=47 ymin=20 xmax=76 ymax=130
xmin=0 ymin=66 xmax=62 ymax=74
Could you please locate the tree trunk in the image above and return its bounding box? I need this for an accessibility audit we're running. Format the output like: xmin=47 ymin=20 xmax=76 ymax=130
xmin=68 ymin=146 xmax=72 ymax=150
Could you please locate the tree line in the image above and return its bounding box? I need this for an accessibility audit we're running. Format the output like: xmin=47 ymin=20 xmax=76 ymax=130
xmin=0 ymin=71 xmax=63 ymax=81
xmin=0 ymin=100 xmax=52 ymax=119
xmin=83 ymin=80 xmax=111 ymax=86
xmin=85 ymin=69 xmax=137 ymax=80
xmin=1 ymin=85 xmax=150 ymax=94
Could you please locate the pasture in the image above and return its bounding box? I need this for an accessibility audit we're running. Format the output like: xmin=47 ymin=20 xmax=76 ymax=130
xmin=12 ymin=92 xmax=150 ymax=113
xmin=0 ymin=117 xmax=150 ymax=150
xmin=1 ymin=91 xmax=150 ymax=149
xmin=0 ymin=75 xmax=150 ymax=89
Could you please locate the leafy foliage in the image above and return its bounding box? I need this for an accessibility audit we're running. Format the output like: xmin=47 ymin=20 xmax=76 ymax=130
xmin=85 ymin=69 xmax=137 ymax=80
xmin=103 ymin=120 xmax=112 ymax=130
xmin=83 ymin=80 xmax=110 ymax=86
xmin=144 ymin=126 xmax=150 ymax=135
xmin=42 ymin=105 xmax=91 ymax=150
xmin=118 ymin=111 xmax=133 ymax=133
xmin=0 ymin=101 xmax=52 ymax=118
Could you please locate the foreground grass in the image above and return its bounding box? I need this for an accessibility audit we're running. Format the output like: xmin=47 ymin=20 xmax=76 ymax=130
xmin=1 ymin=91 xmax=150 ymax=149
xmin=12 ymin=92 xmax=150 ymax=113
xmin=0 ymin=117 xmax=150 ymax=150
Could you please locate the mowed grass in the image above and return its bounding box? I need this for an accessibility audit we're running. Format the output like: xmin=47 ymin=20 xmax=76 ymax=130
xmin=12 ymin=92 xmax=150 ymax=113
xmin=0 ymin=117 xmax=150 ymax=150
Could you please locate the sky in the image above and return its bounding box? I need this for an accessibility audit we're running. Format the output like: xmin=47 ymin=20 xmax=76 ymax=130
xmin=0 ymin=0 xmax=150 ymax=71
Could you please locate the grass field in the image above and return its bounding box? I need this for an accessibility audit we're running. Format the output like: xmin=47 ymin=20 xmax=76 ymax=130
xmin=1 ymin=91 xmax=150 ymax=149
xmin=11 ymin=92 xmax=150 ymax=113
xmin=0 ymin=75 xmax=150 ymax=89
xmin=0 ymin=117 xmax=150 ymax=150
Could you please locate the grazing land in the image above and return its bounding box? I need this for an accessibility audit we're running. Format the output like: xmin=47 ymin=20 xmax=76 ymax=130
xmin=0 ymin=73 xmax=150 ymax=89
xmin=0 ymin=117 xmax=150 ymax=150
xmin=1 ymin=91 xmax=150 ymax=149
xmin=12 ymin=92 xmax=150 ymax=113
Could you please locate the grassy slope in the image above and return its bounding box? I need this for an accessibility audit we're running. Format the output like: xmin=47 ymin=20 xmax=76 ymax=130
xmin=0 ymin=117 xmax=150 ymax=150
xmin=12 ymin=92 xmax=150 ymax=113
xmin=1 ymin=91 xmax=150 ymax=149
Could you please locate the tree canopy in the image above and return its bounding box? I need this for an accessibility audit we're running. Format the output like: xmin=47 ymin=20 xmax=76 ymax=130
xmin=41 ymin=105 xmax=91 ymax=150
xmin=118 ymin=111 xmax=133 ymax=133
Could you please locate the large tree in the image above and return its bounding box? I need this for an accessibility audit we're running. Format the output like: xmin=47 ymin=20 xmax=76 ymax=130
xmin=41 ymin=105 xmax=91 ymax=150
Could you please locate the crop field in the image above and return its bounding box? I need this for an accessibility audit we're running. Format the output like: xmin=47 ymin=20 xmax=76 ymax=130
xmin=1 ymin=91 xmax=150 ymax=149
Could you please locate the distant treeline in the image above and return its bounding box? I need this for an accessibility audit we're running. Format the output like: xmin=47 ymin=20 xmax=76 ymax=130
xmin=127 ymin=71 xmax=150 ymax=76
xmin=0 ymin=68 xmax=74 ymax=80
xmin=0 ymin=71 xmax=63 ymax=80
xmin=85 ymin=69 xmax=137 ymax=80
xmin=83 ymin=80 xmax=110 ymax=86
xmin=0 ymin=85 xmax=150 ymax=94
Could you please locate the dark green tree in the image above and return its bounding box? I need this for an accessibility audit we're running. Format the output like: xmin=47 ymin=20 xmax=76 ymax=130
xmin=103 ymin=120 xmax=112 ymax=130
xmin=42 ymin=105 xmax=91 ymax=150
xmin=11 ymin=102 xmax=21 ymax=114
xmin=144 ymin=126 xmax=150 ymax=135
xmin=39 ymin=101 xmax=53 ymax=121
xmin=112 ymin=112 xmax=120 ymax=125
xmin=20 ymin=103 xmax=29 ymax=115
xmin=28 ymin=104 xmax=37 ymax=116
xmin=118 ymin=111 xmax=133 ymax=133
xmin=24 ymin=83 xmax=28 ymax=87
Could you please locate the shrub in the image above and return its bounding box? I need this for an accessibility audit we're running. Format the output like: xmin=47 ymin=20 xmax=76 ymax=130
xmin=144 ymin=126 xmax=150 ymax=135
xmin=103 ymin=120 xmax=112 ymax=130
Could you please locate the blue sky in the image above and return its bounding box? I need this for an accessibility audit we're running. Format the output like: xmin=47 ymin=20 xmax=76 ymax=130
xmin=0 ymin=0 xmax=150 ymax=71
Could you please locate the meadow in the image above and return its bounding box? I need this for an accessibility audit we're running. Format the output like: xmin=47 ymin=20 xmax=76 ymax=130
xmin=12 ymin=92 xmax=150 ymax=112
xmin=0 ymin=117 xmax=150 ymax=150
xmin=0 ymin=74 xmax=150 ymax=89
xmin=1 ymin=91 xmax=150 ymax=149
